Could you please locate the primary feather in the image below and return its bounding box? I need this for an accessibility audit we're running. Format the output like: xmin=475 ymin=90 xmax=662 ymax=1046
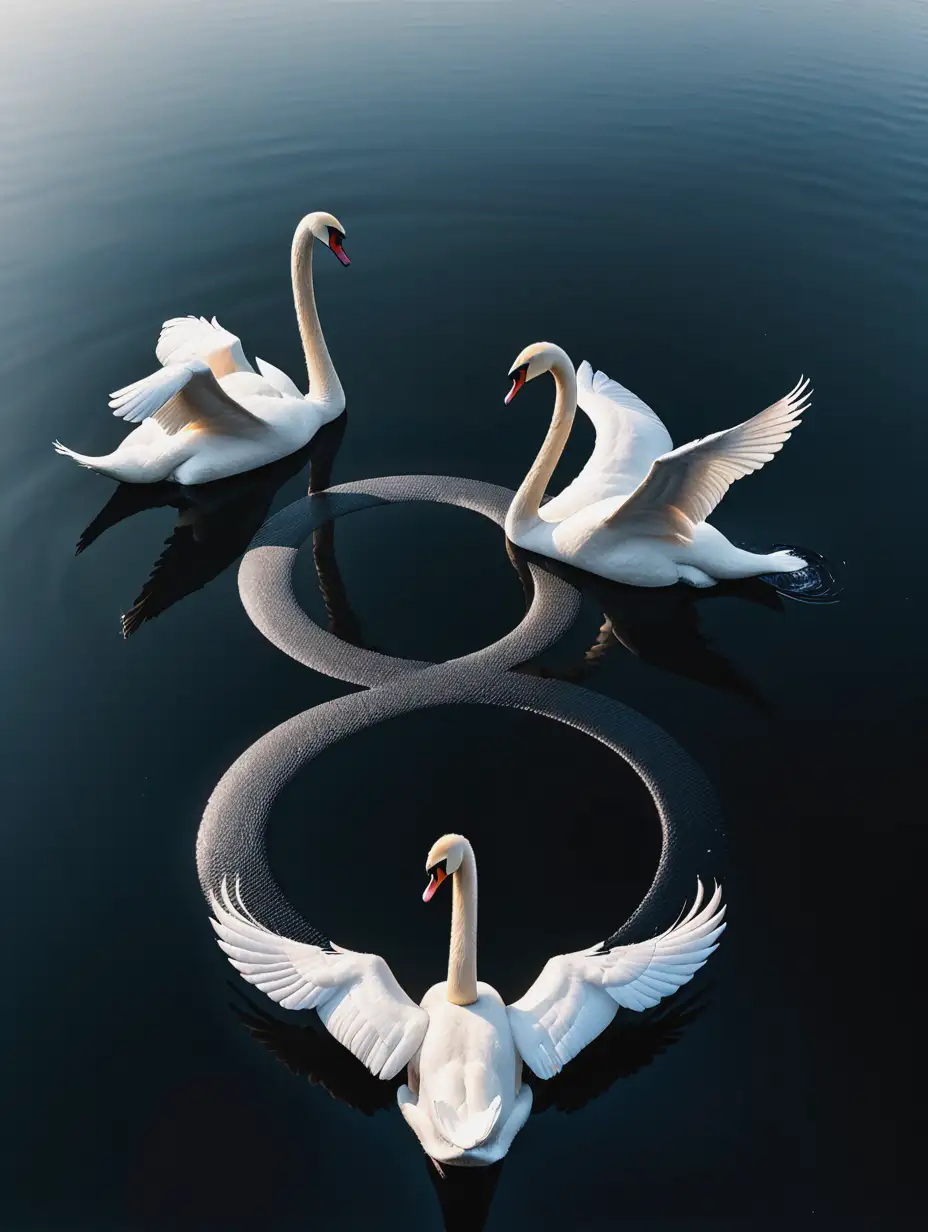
xmin=209 ymin=877 xmax=428 ymax=1080
xmin=507 ymin=880 xmax=725 ymax=1079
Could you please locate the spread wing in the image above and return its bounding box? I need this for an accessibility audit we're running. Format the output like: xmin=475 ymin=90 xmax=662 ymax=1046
xmin=209 ymin=877 xmax=428 ymax=1080
xmin=109 ymin=360 xmax=272 ymax=439
xmin=156 ymin=315 xmax=254 ymax=379
xmin=507 ymin=880 xmax=725 ymax=1080
xmin=601 ymin=377 xmax=811 ymax=544
xmin=541 ymin=361 xmax=673 ymax=523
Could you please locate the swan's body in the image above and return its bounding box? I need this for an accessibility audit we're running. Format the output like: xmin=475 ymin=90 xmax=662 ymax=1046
xmin=399 ymin=983 xmax=532 ymax=1165
xmin=209 ymin=835 xmax=725 ymax=1166
xmin=504 ymin=344 xmax=812 ymax=588
xmin=54 ymin=212 xmax=349 ymax=485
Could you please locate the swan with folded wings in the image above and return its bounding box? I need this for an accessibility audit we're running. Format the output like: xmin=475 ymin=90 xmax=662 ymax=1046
xmin=503 ymin=342 xmax=818 ymax=589
xmin=209 ymin=834 xmax=724 ymax=1166
xmin=54 ymin=211 xmax=349 ymax=484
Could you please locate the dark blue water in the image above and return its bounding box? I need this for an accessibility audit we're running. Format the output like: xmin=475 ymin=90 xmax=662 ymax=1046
xmin=1 ymin=1 xmax=924 ymax=1227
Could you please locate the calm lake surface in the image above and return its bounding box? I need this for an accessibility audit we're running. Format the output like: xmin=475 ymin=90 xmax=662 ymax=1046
xmin=1 ymin=1 xmax=924 ymax=1227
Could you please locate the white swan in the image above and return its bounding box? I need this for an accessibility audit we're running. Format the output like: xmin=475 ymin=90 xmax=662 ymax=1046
xmin=209 ymin=834 xmax=725 ymax=1166
xmin=503 ymin=342 xmax=813 ymax=588
xmin=54 ymin=211 xmax=349 ymax=485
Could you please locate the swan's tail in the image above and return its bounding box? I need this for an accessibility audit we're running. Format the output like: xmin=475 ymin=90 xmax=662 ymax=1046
xmin=758 ymin=544 xmax=842 ymax=603
xmin=54 ymin=440 xmax=118 ymax=475
xmin=53 ymin=440 xmax=167 ymax=483
xmin=432 ymin=1095 xmax=502 ymax=1151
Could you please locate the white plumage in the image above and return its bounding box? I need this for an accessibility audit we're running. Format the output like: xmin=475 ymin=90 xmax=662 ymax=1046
xmin=507 ymin=880 xmax=725 ymax=1079
xmin=505 ymin=342 xmax=813 ymax=588
xmin=210 ymin=878 xmax=428 ymax=1080
xmin=541 ymin=359 xmax=674 ymax=522
xmin=54 ymin=211 xmax=348 ymax=485
xmin=209 ymin=836 xmax=725 ymax=1165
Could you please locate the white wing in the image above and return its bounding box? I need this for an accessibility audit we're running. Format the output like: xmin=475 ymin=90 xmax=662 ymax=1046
xmin=600 ymin=377 xmax=811 ymax=544
xmin=255 ymin=356 xmax=304 ymax=399
xmin=156 ymin=315 xmax=254 ymax=379
xmin=507 ymin=880 xmax=725 ymax=1080
xmin=210 ymin=878 xmax=429 ymax=1080
xmin=109 ymin=360 xmax=272 ymax=439
xmin=541 ymin=360 xmax=673 ymax=523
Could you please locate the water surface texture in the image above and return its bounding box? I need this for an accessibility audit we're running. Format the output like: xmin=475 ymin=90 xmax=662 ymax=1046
xmin=1 ymin=1 xmax=923 ymax=1228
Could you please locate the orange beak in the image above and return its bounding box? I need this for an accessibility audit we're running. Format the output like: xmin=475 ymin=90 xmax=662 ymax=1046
xmin=423 ymin=867 xmax=447 ymax=902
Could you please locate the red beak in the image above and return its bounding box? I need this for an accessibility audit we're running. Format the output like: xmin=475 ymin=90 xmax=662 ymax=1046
xmin=505 ymin=368 xmax=527 ymax=405
xmin=423 ymin=867 xmax=447 ymax=902
xmin=329 ymin=234 xmax=350 ymax=266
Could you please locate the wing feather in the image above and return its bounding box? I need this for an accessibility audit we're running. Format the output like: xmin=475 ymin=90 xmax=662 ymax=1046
xmin=541 ymin=360 xmax=673 ymax=523
xmin=255 ymin=356 xmax=304 ymax=399
xmin=209 ymin=877 xmax=428 ymax=1080
xmin=156 ymin=314 xmax=254 ymax=378
xmin=603 ymin=378 xmax=811 ymax=543
xmin=507 ymin=880 xmax=725 ymax=1079
xmin=110 ymin=360 xmax=271 ymax=440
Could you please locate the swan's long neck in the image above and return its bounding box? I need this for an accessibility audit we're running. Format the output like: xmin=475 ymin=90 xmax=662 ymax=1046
xmin=291 ymin=225 xmax=344 ymax=412
xmin=447 ymin=845 xmax=479 ymax=1006
xmin=505 ymin=356 xmax=578 ymax=538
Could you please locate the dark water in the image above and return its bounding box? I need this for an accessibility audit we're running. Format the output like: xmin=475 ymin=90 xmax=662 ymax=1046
xmin=1 ymin=1 xmax=924 ymax=1227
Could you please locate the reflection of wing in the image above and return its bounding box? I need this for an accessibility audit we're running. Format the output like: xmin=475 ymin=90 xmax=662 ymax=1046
xmin=74 ymin=425 xmax=336 ymax=638
xmin=507 ymin=544 xmax=775 ymax=708
xmin=600 ymin=580 xmax=774 ymax=711
xmin=508 ymin=881 xmax=724 ymax=1080
xmin=530 ymin=991 xmax=707 ymax=1114
xmin=542 ymin=361 xmax=673 ymax=523
xmin=86 ymin=445 xmax=312 ymax=637
xmin=74 ymin=482 xmax=183 ymax=556
xmin=602 ymin=378 xmax=811 ymax=544
xmin=211 ymin=878 xmax=428 ymax=1080
xmin=230 ymin=994 xmax=399 ymax=1115
xmin=110 ymin=360 xmax=273 ymax=438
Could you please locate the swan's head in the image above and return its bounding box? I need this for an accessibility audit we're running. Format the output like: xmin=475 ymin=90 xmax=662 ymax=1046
xmin=305 ymin=211 xmax=350 ymax=266
xmin=422 ymin=833 xmax=468 ymax=903
xmin=505 ymin=342 xmax=569 ymax=404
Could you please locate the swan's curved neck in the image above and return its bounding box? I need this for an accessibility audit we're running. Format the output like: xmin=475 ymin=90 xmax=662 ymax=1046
xmin=447 ymin=844 xmax=478 ymax=1006
xmin=291 ymin=226 xmax=344 ymax=411
xmin=505 ymin=358 xmax=578 ymax=538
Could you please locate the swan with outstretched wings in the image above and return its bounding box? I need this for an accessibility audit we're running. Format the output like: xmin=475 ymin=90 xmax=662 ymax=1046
xmin=209 ymin=834 xmax=724 ymax=1166
xmin=504 ymin=343 xmax=832 ymax=595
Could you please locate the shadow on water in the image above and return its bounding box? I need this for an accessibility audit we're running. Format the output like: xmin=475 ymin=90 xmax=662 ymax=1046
xmin=72 ymin=415 xmax=353 ymax=639
xmin=508 ymin=543 xmax=782 ymax=711
xmin=230 ymin=986 xmax=708 ymax=1231
xmin=73 ymin=416 xmax=800 ymax=711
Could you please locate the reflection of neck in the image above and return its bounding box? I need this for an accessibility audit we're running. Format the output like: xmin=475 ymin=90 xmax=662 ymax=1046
xmin=447 ymin=844 xmax=478 ymax=1006
xmin=505 ymin=356 xmax=577 ymax=539
xmin=291 ymin=224 xmax=344 ymax=410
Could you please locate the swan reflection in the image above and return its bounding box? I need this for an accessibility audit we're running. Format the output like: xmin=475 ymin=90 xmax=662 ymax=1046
xmin=232 ymin=987 xmax=708 ymax=1231
xmin=74 ymin=416 xmax=350 ymax=638
xmin=508 ymin=542 xmax=779 ymax=709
